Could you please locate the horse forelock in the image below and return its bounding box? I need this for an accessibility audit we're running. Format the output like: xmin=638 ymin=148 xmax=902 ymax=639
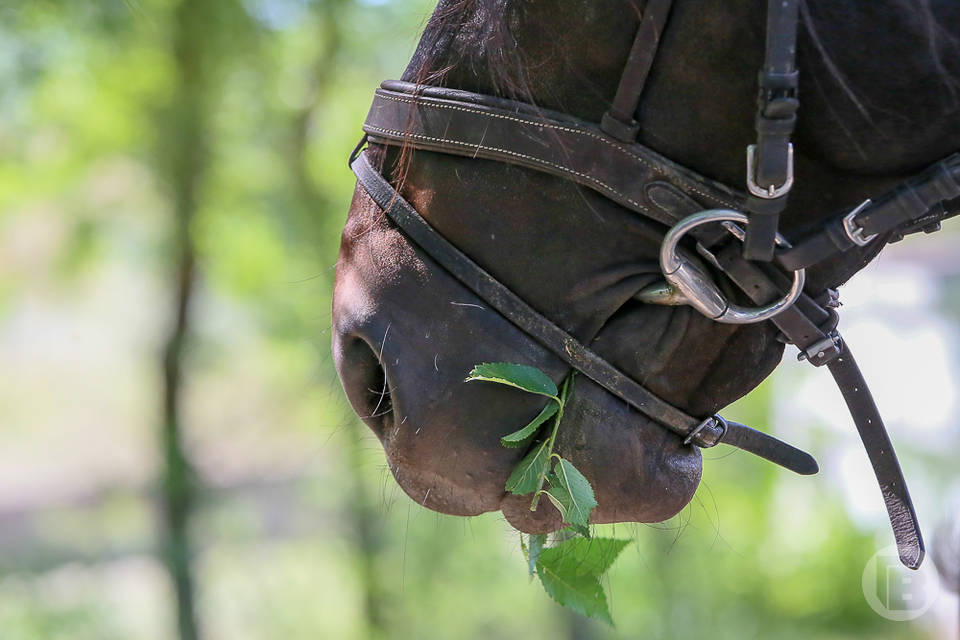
xmin=402 ymin=0 xmax=534 ymax=103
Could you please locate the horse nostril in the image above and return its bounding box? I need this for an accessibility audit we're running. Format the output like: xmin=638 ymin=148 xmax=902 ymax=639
xmin=335 ymin=335 xmax=394 ymax=437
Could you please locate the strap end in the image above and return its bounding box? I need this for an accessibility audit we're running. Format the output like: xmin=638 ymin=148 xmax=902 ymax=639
xmin=714 ymin=419 xmax=819 ymax=475
xmin=899 ymin=541 xmax=925 ymax=570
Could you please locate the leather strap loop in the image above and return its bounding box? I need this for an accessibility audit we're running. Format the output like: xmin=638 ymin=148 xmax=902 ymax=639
xmin=859 ymin=154 xmax=960 ymax=234
xmin=744 ymin=0 xmax=800 ymax=261
xmin=778 ymin=153 xmax=960 ymax=270
xmin=600 ymin=0 xmax=676 ymax=142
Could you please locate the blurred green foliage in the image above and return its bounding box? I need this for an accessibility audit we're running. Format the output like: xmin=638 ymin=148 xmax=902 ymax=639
xmin=0 ymin=1 xmax=949 ymax=639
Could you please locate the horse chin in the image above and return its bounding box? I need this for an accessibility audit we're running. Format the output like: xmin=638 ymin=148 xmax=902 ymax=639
xmin=500 ymin=375 xmax=702 ymax=533
xmin=383 ymin=374 xmax=703 ymax=525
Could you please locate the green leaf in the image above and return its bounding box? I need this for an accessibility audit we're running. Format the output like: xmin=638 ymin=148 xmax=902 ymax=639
xmin=539 ymin=537 xmax=630 ymax=580
xmin=500 ymin=402 xmax=559 ymax=448
xmin=465 ymin=363 xmax=559 ymax=400
xmin=535 ymin=537 xmax=630 ymax=626
xmin=527 ymin=534 xmax=546 ymax=577
xmin=505 ymin=440 xmax=551 ymax=494
xmin=543 ymin=487 xmax=567 ymax=520
xmin=546 ymin=458 xmax=597 ymax=531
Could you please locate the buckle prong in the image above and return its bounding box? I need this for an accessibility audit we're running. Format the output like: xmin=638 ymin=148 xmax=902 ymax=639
xmin=746 ymin=143 xmax=794 ymax=199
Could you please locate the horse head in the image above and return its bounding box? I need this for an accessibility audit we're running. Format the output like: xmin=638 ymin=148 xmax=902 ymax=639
xmin=331 ymin=0 xmax=960 ymax=541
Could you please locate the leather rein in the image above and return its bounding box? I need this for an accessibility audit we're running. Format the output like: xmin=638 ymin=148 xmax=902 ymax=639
xmin=349 ymin=0 xmax=960 ymax=569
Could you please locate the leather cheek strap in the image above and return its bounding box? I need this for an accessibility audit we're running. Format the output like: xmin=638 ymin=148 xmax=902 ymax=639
xmin=710 ymin=240 xmax=924 ymax=569
xmin=778 ymin=153 xmax=960 ymax=272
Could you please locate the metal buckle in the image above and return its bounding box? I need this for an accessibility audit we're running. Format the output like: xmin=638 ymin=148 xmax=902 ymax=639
xmin=797 ymin=331 xmax=842 ymax=367
xmin=841 ymin=199 xmax=876 ymax=246
xmin=746 ymin=143 xmax=794 ymax=199
xmin=683 ymin=414 xmax=728 ymax=447
xmin=654 ymin=209 xmax=806 ymax=324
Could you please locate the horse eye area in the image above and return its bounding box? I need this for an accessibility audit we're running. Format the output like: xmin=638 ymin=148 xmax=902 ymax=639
xmin=335 ymin=335 xmax=393 ymax=437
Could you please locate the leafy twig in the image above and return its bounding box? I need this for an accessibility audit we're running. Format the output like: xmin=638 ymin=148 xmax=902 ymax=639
xmin=529 ymin=374 xmax=571 ymax=509
xmin=466 ymin=362 xmax=630 ymax=625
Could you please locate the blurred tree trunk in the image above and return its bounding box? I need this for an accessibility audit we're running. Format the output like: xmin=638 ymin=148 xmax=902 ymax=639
xmin=343 ymin=426 xmax=390 ymax=638
xmin=286 ymin=1 xmax=390 ymax=635
xmin=563 ymin=608 xmax=597 ymax=640
xmin=158 ymin=1 xmax=217 ymax=639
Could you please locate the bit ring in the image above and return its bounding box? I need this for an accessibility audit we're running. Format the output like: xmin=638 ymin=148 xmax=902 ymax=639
xmin=660 ymin=209 xmax=805 ymax=324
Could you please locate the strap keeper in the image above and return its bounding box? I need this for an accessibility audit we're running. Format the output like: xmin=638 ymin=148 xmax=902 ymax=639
xmin=798 ymin=331 xmax=842 ymax=367
xmin=742 ymin=211 xmax=781 ymax=261
xmin=600 ymin=111 xmax=641 ymax=142
xmin=755 ymin=109 xmax=797 ymax=134
xmin=758 ymin=69 xmax=799 ymax=93
xmin=935 ymin=159 xmax=960 ymax=200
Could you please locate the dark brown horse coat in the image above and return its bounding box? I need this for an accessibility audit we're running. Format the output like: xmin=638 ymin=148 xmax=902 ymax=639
xmin=332 ymin=0 xmax=960 ymax=532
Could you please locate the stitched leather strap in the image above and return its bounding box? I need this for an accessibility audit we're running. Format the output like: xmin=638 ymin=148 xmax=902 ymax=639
xmin=363 ymin=82 xmax=746 ymax=228
xmin=600 ymin=0 xmax=676 ymax=141
xmin=350 ymin=150 xmax=818 ymax=475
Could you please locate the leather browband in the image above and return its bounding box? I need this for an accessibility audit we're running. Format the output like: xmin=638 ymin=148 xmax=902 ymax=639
xmin=365 ymin=81 xmax=745 ymax=228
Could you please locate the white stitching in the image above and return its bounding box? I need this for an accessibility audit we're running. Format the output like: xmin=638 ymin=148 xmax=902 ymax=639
xmin=376 ymin=92 xmax=742 ymax=210
xmin=365 ymin=125 xmax=653 ymax=214
xmin=380 ymin=93 xmax=739 ymax=208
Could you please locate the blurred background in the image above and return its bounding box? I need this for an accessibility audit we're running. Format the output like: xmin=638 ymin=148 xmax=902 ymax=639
xmin=1 ymin=1 xmax=958 ymax=638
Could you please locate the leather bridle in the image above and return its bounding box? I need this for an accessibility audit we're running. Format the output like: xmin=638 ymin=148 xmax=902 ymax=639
xmin=348 ymin=0 xmax=960 ymax=569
